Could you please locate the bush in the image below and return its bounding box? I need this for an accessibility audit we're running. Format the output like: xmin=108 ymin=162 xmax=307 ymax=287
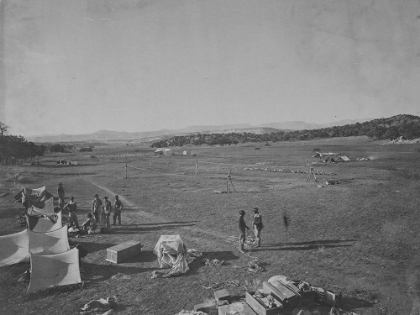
xmin=79 ymin=147 xmax=93 ymax=152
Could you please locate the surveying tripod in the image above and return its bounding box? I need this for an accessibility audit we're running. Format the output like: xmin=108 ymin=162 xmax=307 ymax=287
xmin=306 ymin=161 xmax=317 ymax=182
xmin=226 ymin=169 xmax=236 ymax=193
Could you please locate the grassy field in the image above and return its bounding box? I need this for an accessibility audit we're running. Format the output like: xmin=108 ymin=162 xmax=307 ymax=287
xmin=1 ymin=136 xmax=419 ymax=315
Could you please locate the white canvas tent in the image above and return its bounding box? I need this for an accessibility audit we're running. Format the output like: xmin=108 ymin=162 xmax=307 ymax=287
xmin=0 ymin=230 xmax=29 ymax=267
xmin=28 ymin=226 xmax=70 ymax=255
xmin=27 ymin=247 xmax=82 ymax=294
xmin=26 ymin=211 xmax=62 ymax=233
xmin=0 ymin=225 xmax=69 ymax=268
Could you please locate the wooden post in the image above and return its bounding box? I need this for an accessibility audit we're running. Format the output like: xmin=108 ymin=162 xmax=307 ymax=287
xmin=195 ymin=160 xmax=198 ymax=174
xmin=125 ymin=156 xmax=128 ymax=179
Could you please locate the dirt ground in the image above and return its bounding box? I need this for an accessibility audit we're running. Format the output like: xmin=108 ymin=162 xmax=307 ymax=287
xmin=1 ymin=136 xmax=420 ymax=315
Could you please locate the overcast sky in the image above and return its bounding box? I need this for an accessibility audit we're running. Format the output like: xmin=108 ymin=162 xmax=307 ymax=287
xmin=2 ymin=0 xmax=420 ymax=136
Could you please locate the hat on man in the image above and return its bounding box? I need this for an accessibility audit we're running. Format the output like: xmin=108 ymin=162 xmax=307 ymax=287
xmin=70 ymin=196 xmax=74 ymax=200
xmin=104 ymin=196 xmax=108 ymax=200
xmin=94 ymin=194 xmax=98 ymax=197
xmin=239 ymin=210 xmax=245 ymax=215
xmin=58 ymin=183 xmax=63 ymax=186
xmin=252 ymin=207 xmax=259 ymax=213
xmin=115 ymin=195 xmax=119 ymax=199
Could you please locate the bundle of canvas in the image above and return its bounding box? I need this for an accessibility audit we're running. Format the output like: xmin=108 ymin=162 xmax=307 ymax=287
xmin=152 ymin=235 xmax=190 ymax=278
xmin=153 ymin=235 xmax=187 ymax=268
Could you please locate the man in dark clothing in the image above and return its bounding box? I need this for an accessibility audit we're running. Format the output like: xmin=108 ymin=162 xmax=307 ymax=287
xmin=113 ymin=195 xmax=123 ymax=225
xmin=103 ymin=196 xmax=112 ymax=230
xmin=251 ymin=207 xmax=263 ymax=247
xmin=63 ymin=196 xmax=79 ymax=229
xmin=57 ymin=183 xmax=65 ymax=209
xmin=91 ymin=194 xmax=102 ymax=222
xmin=238 ymin=210 xmax=249 ymax=253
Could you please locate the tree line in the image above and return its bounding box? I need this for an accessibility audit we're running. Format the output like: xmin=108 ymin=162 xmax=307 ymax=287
xmin=0 ymin=122 xmax=46 ymax=164
xmin=151 ymin=114 xmax=420 ymax=148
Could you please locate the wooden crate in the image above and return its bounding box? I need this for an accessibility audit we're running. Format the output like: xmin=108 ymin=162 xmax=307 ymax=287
xmin=218 ymin=302 xmax=257 ymax=315
xmin=263 ymin=281 xmax=300 ymax=307
xmin=106 ymin=241 xmax=142 ymax=264
xmin=245 ymin=292 xmax=284 ymax=315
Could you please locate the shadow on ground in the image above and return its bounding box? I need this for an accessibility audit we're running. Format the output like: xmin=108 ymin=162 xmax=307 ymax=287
xmin=72 ymin=241 xmax=116 ymax=254
xmin=82 ymin=262 xmax=156 ymax=282
xmin=252 ymin=239 xmax=356 ymax=252
xmin=111 ymin=221 xmax=199 ymax=234
xmin=341 ymin=297 xmax=374 ymax=310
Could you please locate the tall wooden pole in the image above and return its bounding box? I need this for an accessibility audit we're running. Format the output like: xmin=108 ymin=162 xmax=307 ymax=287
xmin=125 ymin=155 xmax=128 ymax=179
xmin=195 ymin=160 xmax=198 ymax=174
xmin=0 ymin=0 xmax=7 ymax=123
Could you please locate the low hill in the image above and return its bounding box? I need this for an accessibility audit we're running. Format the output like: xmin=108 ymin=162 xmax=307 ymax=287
xmin=27 ymin=118 xmax=373 ymax=143
xmin=151 ymin=114 xmax=420 ymax=147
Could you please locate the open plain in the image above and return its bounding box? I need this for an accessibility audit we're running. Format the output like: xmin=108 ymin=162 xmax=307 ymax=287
xmin=1 ymin=136 xmax=420 ymax=315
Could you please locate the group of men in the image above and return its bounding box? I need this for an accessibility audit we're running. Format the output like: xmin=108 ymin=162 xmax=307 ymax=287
xmin=59 ymin=182 xmax=262 ymax=252
xmin=58 ymin=183 xmax=124 ymax=234
xmin=238 ymin=207 xmax=263 ymax=253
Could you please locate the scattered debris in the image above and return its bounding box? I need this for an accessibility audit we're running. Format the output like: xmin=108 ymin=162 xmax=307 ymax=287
xmin=385 ymin=136 xmax=420 ymax=144
xmin=204 ymin=258 xmax=224 ymax=266
xmin=326 ymin=180 xmax=340 ymax=185
xmin=175 ymin=310 xmax=208 ymax=315
xmin=244 ymin=167 xmax=336 ymax=176
xmin=80 ymin=296 xmax=118 ymax=315
xmin=110 ymin=273 xmax=132 ymax=280
xmin=200 ymin=280 xmax=240 ymax=290
xmin=247 ymin=257 xmax=265 ymax=273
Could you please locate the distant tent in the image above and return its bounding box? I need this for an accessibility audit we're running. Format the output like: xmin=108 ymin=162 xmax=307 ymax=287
xmin=154 ymin=148 xmax=164 ymax=156
xmin=154 ymin=148 xmax=173 ymax=156
xmin=0 ymin=230 xmax=29 ymax=267
xmin=27 ymin=247 xmax=82 ymax=294
xmin=183 ymin=150 xmax=188 ymax=156
xmin=337 ymin=155 xmax=351 ymax=162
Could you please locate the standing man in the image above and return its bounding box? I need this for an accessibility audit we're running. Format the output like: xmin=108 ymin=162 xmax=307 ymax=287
xmin=57 ymin=183 xmax=65 ymax=209
xmin=91 ymin=194 xmax=102 ymax=222
xmin=103 ymin=196 xmax=112 ymax=231
xmin=113 ymin=195 xmax=123 ymax=225
xmin=63 ymin=196 xmax=79 ymax=229
xmin=238 ymin=210 xmax=249 ymax=253
xmin=251 ymin=207 xmax=263 ymax=247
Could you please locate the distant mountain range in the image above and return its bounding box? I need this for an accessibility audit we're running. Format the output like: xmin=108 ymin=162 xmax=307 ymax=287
xmin=27 ymin=118 xmax=372 ymax=143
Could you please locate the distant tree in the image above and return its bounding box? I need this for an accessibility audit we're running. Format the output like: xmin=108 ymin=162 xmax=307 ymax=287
xmin=0 ymin=122 xmax=8 ymax=136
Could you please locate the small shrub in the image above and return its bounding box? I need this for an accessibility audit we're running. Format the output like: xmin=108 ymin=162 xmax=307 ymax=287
xmin=400 ymin=169 xmax=420 ymax=180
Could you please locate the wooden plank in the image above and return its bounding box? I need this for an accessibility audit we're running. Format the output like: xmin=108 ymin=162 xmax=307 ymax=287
xmin=263 ymin=281 xmax=299 ymax=301
xmin=218 ymin=302 xmax=257 ymax=315
xmin=245 ymin=292 xmax=283 ymax=315
xmin=214 ymin=289 xmax=230 ymax=302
